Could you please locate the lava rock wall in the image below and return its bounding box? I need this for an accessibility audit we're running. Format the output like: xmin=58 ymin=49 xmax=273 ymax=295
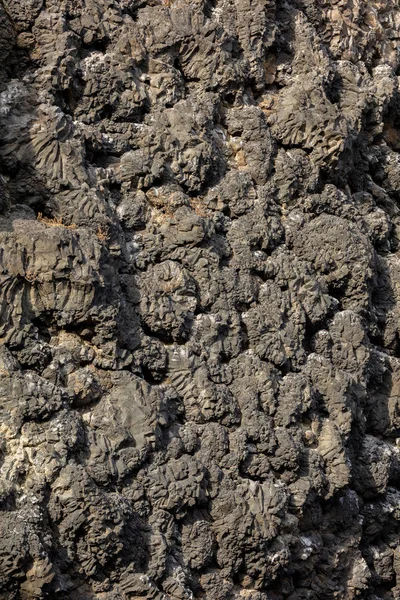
xmin=0 ymin=0 xmax=400 ymax=598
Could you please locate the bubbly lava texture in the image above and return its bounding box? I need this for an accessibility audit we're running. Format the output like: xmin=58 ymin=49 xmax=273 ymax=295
xmin=0 ymin=1 xmax=400 ymax=598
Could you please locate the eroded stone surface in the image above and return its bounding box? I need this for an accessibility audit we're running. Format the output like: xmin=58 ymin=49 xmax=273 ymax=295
xmin=0 ymin=0 xmax=400 ymax=598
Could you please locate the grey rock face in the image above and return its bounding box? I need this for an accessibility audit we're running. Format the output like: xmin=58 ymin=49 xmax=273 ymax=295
xmin=0 ymin=0 xmax=400 ymax=598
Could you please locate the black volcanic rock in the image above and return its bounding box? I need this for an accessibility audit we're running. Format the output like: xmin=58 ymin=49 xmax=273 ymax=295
xmin=0 ymin=0 xmax=400 ymax=598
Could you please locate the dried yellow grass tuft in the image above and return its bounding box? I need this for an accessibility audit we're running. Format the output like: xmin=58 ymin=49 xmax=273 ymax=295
xmin=37 ymin=212 xmax=77 ymax=230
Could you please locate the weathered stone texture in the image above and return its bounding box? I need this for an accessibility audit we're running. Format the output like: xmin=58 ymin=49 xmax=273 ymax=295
xmin=0 ymin=0 xmax=400 ymax=598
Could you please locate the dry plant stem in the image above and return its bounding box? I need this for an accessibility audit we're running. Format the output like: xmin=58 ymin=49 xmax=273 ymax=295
xmin=96 ymin=226 xmax=110 ymax=241
xmin=37 ymin=212 xmax=77 ymax=229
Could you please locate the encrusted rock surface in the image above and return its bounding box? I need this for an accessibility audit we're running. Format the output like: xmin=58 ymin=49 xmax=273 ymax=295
xmin=0 ymin=0 xmax=400 ymax=598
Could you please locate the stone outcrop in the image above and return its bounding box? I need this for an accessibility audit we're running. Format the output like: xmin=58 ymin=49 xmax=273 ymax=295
xmin=0 ymin=0 xmax=400 ymax=598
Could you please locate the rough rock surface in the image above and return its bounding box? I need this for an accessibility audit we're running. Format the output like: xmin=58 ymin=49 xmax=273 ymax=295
xmin=0 ymin=0 xmax=400 ymax=598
